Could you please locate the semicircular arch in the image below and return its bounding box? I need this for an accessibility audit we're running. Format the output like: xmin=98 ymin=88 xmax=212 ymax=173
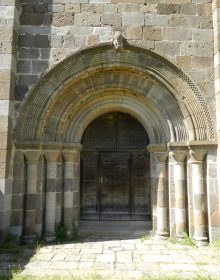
xmin=14 ymin=43 xmax=216 ymax=146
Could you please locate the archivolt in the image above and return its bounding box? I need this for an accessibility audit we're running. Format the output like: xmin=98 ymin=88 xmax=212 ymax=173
xmin=14 ymin=43 xmax=216 ymax=145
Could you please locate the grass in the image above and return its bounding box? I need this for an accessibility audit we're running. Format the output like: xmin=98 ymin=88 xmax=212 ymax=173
xmin=168 ymin=232 xmax=196 ymax=247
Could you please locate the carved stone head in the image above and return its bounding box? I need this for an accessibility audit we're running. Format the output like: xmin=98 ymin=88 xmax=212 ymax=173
xmin=112 ymin=31 xmax=124 ymax=51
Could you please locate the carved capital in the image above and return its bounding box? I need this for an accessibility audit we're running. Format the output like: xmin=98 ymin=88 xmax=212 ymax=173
xmin=169 ymin=151 xmax=187 ymax=162
xmin=44 ymin=150 xmax=60 ymax=162
xmin=189 ymin=149 xmax=206 ymax=162
xmin=62 ymin=150 xmax=80 ymax=163
xmin=153 ymin=152 xmax=168 ymax=162
xmin=24 ymin=151 xmax=41 ymax=163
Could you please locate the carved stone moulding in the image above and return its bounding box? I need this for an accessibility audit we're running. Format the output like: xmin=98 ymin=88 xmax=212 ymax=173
xmin=15 ymin=142 xmax=82 ymax=152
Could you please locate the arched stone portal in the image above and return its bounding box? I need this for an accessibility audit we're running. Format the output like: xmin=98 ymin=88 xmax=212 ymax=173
xmin=12 ymin=44 xmax=217 ymax=245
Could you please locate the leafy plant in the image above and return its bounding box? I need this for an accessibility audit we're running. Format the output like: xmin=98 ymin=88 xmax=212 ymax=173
xmin=168 ymin=232 xmax=196 ymax=246
xmin=55 ymin=224 xmax=67 ymax=242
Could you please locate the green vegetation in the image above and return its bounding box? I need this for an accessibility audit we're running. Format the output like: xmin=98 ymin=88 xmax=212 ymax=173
xmin=168 ymin=232 xmax=196 ymax=247
xmin=55 ymin=224 xmax=67 ymax=242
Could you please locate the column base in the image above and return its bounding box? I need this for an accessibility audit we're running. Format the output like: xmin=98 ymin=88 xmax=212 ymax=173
xmin=155 ymin=230 xmax=169 ymax=240
xmin=23 ymin=234 xmax=36 ymax=244
xmin=45 ymin=233 xmax=56 ymax=242
xmin=194 ymin=236 xmax=208 ymax=247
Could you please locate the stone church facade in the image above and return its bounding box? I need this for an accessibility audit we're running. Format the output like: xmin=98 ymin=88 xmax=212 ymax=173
xmin=0 ymin=0 xmax=220 ymax=245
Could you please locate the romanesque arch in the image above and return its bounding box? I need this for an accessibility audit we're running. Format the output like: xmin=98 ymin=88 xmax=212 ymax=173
xmin=12 ymin=44 xmax=217 ymax=244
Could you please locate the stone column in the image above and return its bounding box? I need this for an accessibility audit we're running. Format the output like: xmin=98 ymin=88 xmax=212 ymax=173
xmin=170 ymin=151 xmax=187 ymax=238
xmin=154 ymin=152 xmax=169 ymax=238
xmin=44 ymin=151 xmax=60 ymax=241
xmin=23 ymin=151 xmax=40 ymax=242
xmin=189 ymin=149 xmax=208 ymax=245
xmin=62 ymin=144 xmax=82 ymax=237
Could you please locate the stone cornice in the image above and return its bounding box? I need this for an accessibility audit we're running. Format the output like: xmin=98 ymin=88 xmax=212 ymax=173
xmin=15 ymin=142 xmax=82 ymax=151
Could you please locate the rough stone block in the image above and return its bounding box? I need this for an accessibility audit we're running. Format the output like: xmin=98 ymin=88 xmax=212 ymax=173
xmin=17 ymin=60 xmax=31 ymax=73
xmin=176 ymin=56 xmax=192 ymax=71
xmin=118 ymin=3 xmax=139 ymax=12
xmin=48 ymin=4 xmax=64 ymax=13
xmin=143 ymin=27 xmax=163 ymax=41
xmin=169 ymin=15 xmax=200 ymax=28
xmin=140 ymin=3 xmax=157 ymax=14
xmin=64 ymin=35 xmax=75 ymax=48
xmin=163 ymin=27 xmax=192 ymax=41
xmin=74 ymin=13 xmax=101 ymax=26
xmin=196 ymin=3 xmax=212 ymax=16
xmin=0 ymin=27 xmax=13 ymax=44
xmin=52 ymin=13 xmax=65 ymax=26
xmin=93 ymin=26 xmax=112 ymax=42
xmin=0 ymin=70 xmax=11 ymax=83
xmin=145 ymin=14 xmax=169 ymax=27
xmin=20 ymin=13 xmax=44 ymax=26
xmin=18 ymin=35 xmax=35 ymax=47
xmin=18 ymin=47 xmax=40 ymax=59
xmin=126 ymin=26 xmax=142 ymax=40
xmin=65 ymin=4 xmax=80 ymax=13
xmin=35 ymin=35 xmax=49 ymax=48
xmin=86 ymin=34 xmax=99 ymax=46
xmin=31 ymin=60 xmax=48 ymax=74
xmin=50 ymin=35 xmax=64 ymax=48
xmin=0 ymin=54 xmax=12 ymax=70
xmin=192 ymin=56 xmax=212 ymax=70
xmin=14 ymin=85 xmax=28 ymax=101
xmin=180 ymin=41 xmax=213 ymax=56
xmin=122 ymin=13 xmax=144 ymax=26
xmin=42 ymin=13 xmax=52 ymax=26
xmin=155 ymin=41 xmax=181 ymax=56
xmin=180 ymin=4 xmax=196 ymax=15
xmin=81 ymin=3 xmax=103 ymax=13
xmin=17 ymin=74 xmax=38 ymax=86
xmin=158 ymin=4 xmax=181 ymax=14
xmin=101 ymin=13 xmax=121 ymax=27
xmin=199 ymin=16 xmax=212 ymax=29
xmin=192 ymin=29 xmax=213 ymax=42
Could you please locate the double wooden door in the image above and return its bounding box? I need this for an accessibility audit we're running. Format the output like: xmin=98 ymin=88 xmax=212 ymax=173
xmin=80 ymin=112 xmax=151 ymax=221
xmin=80 ymin=150 xmax=151 ymax=220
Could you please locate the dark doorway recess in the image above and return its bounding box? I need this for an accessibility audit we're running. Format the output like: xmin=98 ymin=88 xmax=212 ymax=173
xmin=80 ymin=112 xmax=151 ymax=221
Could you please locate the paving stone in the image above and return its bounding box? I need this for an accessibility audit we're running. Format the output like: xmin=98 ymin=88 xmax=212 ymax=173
xmin=96 ymin=253 xmax=115 ymax=263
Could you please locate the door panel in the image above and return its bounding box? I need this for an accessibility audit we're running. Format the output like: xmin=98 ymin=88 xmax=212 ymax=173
xmin=80 ymin=151 xmax=99 ymax=220
xmin=100 ymin=152 xmax=130 ymax=220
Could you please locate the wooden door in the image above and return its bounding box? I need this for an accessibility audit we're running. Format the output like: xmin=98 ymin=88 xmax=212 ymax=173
xmin=80 ymin=112 xmax=151 ymax=221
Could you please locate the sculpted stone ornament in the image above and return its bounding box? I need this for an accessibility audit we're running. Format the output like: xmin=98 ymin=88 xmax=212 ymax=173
xmin=112 ymin=31 xmax=124 ymax=51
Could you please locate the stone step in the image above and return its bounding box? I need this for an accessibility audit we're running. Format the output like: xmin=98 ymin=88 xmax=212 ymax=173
xmin=79 ymin=220 xmax=152 ymax=238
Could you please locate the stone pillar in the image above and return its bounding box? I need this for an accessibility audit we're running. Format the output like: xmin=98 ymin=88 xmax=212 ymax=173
xmin=189 ymin=149 xmax=208 ymax=245
xmin=170 ymin=151 xmax=187 ymax=238
xmin=44 ymin=151 xmax=60 ymax=241
xmin=0 ymin=1 xmax=19 ymax=239
xmin=154 ymin=152 xmax=169 ymax=238
xmin=62 ymin=144 xmax=82 ymax=237
xmin=23 ymin=151 xmax=40 ymax=242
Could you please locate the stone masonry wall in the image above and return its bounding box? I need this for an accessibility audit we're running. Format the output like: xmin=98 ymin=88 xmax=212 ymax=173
xmin=15 ymin=0 xmax=214 ymax=116
xmin=0 ymin=0 xmax=18 ymax=238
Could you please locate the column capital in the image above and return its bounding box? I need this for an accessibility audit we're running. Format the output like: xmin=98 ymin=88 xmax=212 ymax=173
xmin=153 ymin=152 xmax=168 ymax=162
xmin=169 ymin=150 xmax=187 ymax=162
xmin=44 ymin=150 xmax=60 ymax=162
xmin=62 ymin=150 xmax=80 ymax=163
xmin=189 ymin=149 xmax=206 ymax=162
xmin=24 ymin=150 xmax=41 ymax=163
